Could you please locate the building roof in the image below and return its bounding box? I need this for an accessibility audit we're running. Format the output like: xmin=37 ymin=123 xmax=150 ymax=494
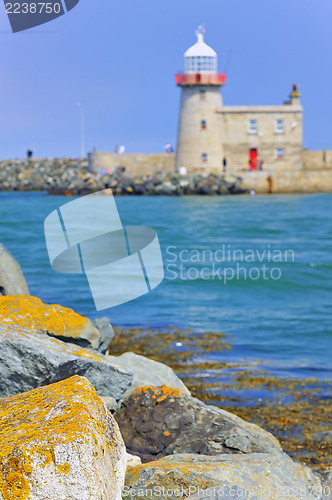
xmin=184 ymin=28 xmax=217 ymax=58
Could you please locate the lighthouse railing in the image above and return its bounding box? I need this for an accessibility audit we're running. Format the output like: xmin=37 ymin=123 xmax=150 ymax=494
xmin=175 ymin=73 xmax=227 ymax=86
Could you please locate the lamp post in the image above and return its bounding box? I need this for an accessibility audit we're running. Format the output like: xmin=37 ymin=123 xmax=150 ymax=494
xmin=75 ymin=103 xmax=85 ymax=160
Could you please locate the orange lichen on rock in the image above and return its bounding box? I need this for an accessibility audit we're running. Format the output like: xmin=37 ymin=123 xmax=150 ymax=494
xmin=2 ymin=472 xmax=30 ymax=500
xmin=0 ymin=377 xmax=103 ymax=488
xmin=22 ymin=464 xmax=32 ymax=475
xmin=0 ymin=376 xmax=103 ymax=459
xmin=124 ymin=454 xmax=320 ymax=500
xmin=132 ymin=385 xmax=183 ymax=403
xmin=0 ymin=375 xmax=127 ymax=499
xmin=57 ymin=463 xmax=70 ymax=474
xmin=0 ymin=295 xmax=96 ymax=342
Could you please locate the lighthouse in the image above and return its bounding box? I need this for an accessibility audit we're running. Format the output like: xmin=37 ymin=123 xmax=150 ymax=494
xmin=175 ymin=27 xmax=226 ymax=172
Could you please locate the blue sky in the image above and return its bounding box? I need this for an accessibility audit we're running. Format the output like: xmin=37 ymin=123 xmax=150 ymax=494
xmin=1 ymin=0 xmax=331 ymax=158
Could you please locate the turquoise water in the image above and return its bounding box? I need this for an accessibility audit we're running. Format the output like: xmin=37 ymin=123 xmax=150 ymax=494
xmin=0 ymin=192 xmax=331 ymax=379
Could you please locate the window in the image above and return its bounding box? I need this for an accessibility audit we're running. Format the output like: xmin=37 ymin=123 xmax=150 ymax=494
xmin=202 ymin=153 xmax=208 ymax=162
xmin=248 ymin=119 xmax=257 ymax=134
xmin=185 ymin=55 xmax=217 ymax=74
xmin=275 ymin=147 xmax=285 ymax=159
xmin=275 ymin=119 xmax=284 ymax=133
xmin=200 ymin=89 xmax=206 ymax=100
xmin=201 ymin=120 xmax=207 ymax=130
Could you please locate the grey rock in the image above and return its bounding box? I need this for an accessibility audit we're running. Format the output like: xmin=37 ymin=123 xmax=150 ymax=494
xmin=320 ymin=469 xmax=332 ymax=500
xmin=93 ymin=317 xmax=115 ymax=353
xmin=0 ymin=375 xmax=127 ymax=500
xmin=100 ymin=396 xmax=118 ymax=412
xmin=0 ymin=322 xmax=133 ymax=401
xmin=124 ymin=453 xmax=322 ymax=500
xmin=115 ymin=386 xmax=282 ymax=463
xmin=188 ymin=485 xmax=263 ymax=499
xmin=106 ymin=352 xmax=190 ymax=396
xmin=0 ymin=158 xmax=246 ymax=195
xmin=0 ymin=243 xmax=29 ymax=295
xmin=126 ymin=452 xmax=142 ymax=467
xmin=0 ymin=295 xmax=101 ymax=350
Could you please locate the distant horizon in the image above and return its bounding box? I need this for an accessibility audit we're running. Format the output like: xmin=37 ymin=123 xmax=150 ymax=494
xmin=1 ymin=0 xmax=331 ymax=158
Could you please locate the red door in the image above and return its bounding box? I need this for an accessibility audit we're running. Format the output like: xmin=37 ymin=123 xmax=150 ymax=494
xmin=249 ymin=148 xmax=258 ymax=171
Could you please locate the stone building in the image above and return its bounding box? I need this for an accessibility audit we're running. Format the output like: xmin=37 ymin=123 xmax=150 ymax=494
xmin=175 ymin=27 xmax=303 ymax=174
xmin=87 ymin=27 xmax=332 ymax=193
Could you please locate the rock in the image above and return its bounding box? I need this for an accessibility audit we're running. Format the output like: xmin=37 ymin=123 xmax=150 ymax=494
xmin=126 ymin=453 xmax=142 ymax=467
xmin=124 ymin=453 xmax=322 ymax=500
xmin=0 ymin=375 xmax=127 ymax=500
xmin=320 ymin=469 xmax=332 ymax=499
xmin=106 ymin=352 xmax=190 ymax=396
xmin=0 ymin=295 xmax=100 ymax=349
xmin=0 ymin=158 xmax=246 ymax=195
xmin=0 ymin=244 xmax=29 ymax=296
xmin=0 ymin=322 xmax=132 ymax=401
xmin=93 ymin=317 xmax=115 ymax=353
xmin=187 ymin=485 xmax=263 ymax=499
xmin=101 ymin=396 xmax=118 ymax=412
xmin=115 ymin=386 xmax=282 ymax=463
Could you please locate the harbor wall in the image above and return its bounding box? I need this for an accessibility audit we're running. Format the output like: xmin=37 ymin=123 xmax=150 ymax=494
xmin=88 ymin=152 xmax=175 ymax=176
xmin=87 ymin=149 xmax=332 ymax=193
xmin=1 ymin=152 xmax=331 ymax=194
xmin=239 ymin=167 xmax=332 ymax=194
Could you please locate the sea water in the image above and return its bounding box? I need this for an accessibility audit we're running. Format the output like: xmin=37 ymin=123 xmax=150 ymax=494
xmin=0 ymin=192 xmax=331 ymax=380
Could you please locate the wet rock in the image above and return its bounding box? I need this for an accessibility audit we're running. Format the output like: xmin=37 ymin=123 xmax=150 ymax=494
xmin=93 ymin=317 xmax=115 ymax=353
xmin=114 ymin=386 xmax=281 ymax=463
xmin=0 ymin=244 xmax=29 ymax=296
xmin=0 ymin=322 xmax=132 ymax=401
xmin=124 ymin=453 xmax=321 ymax=500
xmin=0 ymin=295 xmax=100 ymax=349
xmin=106 ymin=352 xmax=190 ymax=396
xmin=0 ymin=375 xmax=127 ymax=500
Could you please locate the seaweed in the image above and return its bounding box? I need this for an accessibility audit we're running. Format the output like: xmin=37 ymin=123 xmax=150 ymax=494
xmin=110 ymin=326 xmax=331 ymax=471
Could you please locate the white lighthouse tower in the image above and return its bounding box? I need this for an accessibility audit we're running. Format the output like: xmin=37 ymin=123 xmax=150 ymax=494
xmin=175 ymin=27 xmax=226 ymax=172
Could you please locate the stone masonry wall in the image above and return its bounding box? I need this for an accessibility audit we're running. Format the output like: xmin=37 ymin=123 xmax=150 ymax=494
xmin=87 ymin=151 xmax=332 ymax=193
xmin=88 ymin=152 xmax=175 ymax=176
xmin=240 ymin=168 xmax=332 ymax=194
xmin=303 ymin=150 xmax=332 ymax=170
xmin=219 ymin=104 xmax=303 ymax=174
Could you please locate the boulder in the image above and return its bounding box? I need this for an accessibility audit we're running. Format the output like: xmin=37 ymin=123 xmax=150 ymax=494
xmin=0 ymin=159 xmax=247 ymax=196
xmin=0 ymin=322 xmax=132 ymax=401
xmin=0 ymin=375 xmax=127 ymax=500
xmin=93 ymin=317 xmax=115 ymax=353
xmin=124 ymin=453 xmax=322 ymax=500
xmin=320 ymin=469 xmax=332 ymax=500
xmin=101 ymin=396 xmax=118 ymax=412
xmin=0 ymin=295 xmax=100 ymax=349
xmin=0 ymin=244 xmax=29 ymax=295
xmin=126 ymin=453 xmax=142 ymax=468
xmin=115 ymin=386 xmax=282 ymax=463
xmin=106 ymin=352 xmax=190 ymax=396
